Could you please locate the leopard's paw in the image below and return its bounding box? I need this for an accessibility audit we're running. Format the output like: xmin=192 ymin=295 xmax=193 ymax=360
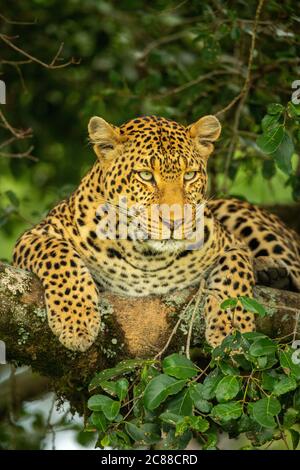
xmin=205 ymin=317 xmax=233 ymax=348
xmin=254 ymin=256 xmax=291 ymax=289
xmin=47 ymin=301 xmax=101 ymax=352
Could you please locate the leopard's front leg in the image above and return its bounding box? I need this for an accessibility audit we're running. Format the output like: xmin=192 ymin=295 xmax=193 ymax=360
xmin=13 ymin=232 xmax=101 ymax=352
xmin=204 ymin=247 xmax=256 ymax=348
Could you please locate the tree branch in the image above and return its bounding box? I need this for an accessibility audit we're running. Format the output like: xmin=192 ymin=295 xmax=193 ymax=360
xmin=0 ymin=34 xmax=79 ymax=69
xmin=0 ymin=261 xmax=299 ymax=410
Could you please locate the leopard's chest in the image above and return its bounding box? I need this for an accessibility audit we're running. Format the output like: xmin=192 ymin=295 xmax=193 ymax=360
xmin=84 ymin=242 xmax=216 ymax=296
xmin=74 ymin=212 xmax=223 ymax=296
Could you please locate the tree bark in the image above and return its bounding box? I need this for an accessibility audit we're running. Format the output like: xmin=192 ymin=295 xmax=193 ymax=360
xmin=0 ymin=261 xmax=299 ymax=410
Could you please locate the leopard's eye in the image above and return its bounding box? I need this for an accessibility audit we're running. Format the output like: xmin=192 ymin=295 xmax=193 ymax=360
xmin=138 ymin=171 xmax=154 ymax=182
xmin=98 ymin=143 xmax=114 ymax=151
xmin=184 ymin=171 xmax=197 ymax=181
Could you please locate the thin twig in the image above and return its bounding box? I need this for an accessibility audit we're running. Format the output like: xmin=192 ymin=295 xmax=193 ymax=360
xmin=0 ymin=109 xmax=31 ymax=138
xmin=152 ymin=70 xmax=239 ymax=100
xmin=186 ymin=279 xmax=206 ymax=359
xmin=154 ymin=283 xmax=205 ymax=360
xmin=0 ymin=34 xmax=79 ymax=69
xmin=0 ymin=59 xmax=32 ymax=65
xmin=293 ymin=311 xmax=300 ymax=343
xmin=221 ymin=92 xmax=248 ymax=192
xmin=216 ymin=0 xmax=265 ymax=117
xmin=0 ymin=135 xmax=19 ymax=149
xmin=0 ymin=145 xmax=37 ymax=161
xmin=217 ymin=0 xmax=266 ymax=192
xmin=0 ymin=13 xmax=37 ymax=25
xmin=0 ymin=110 xmax=35 ymax=159
xmin=139 ymin=31 xmax=187 ymax=62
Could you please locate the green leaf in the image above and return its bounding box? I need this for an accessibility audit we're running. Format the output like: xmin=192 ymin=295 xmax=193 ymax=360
xmin=249 ymin=338 xmax=277 ymax=357
xmin=262 ymin=113 xmax=282 ymax=132
xmin=273 ymin=376 xmax=297 ymax=396
xmin=5 ymin=190 xmax=20 ymax=208
xmin=246 ymin=427 xmax=275 ymax=446
xmin=165 ymin=389 xmax=193 ymax=416
xmin=243 ymin=331 xmax=267 ymax=341
xmin=256 ymin=125 xmax=284 ymax=154
xmin=202 ymin=430 xmax=218 ymax=450
xmin=262 ymin=159 xmax=276 ymax=180
xmin=98 ymin=380 xmax=117 ymax=396
xmin=188 ymin=416 xmax=209 ymax=433
xmin=267 ymin=103 xmax=285 ymax=115
xmin=133 ymin=382 xmax=146 ymax=418
xmin=111 ymin=430 xmax=131 ymax=449
xmin=76 ymin=431 xmax=97 ymax=447
xmin=201 ymin=369 xmax=224 ymax=400
xmin=116 ymin=378 xmax=129 ymax=401
xmin=279 ymin=348 xmax=300 ymax=380
xmin=88 ymin=394 xmax=105 ymax=411
xmin=222 ymin=331 xmax=250 ymax=352
xmin=261 ymin=371 xmax=278 ymax=391
xmin=162 ymin=353 xmax=198 ymax=379
xmin=174 ymin=419 xmax=191 ymax=437
xmin=194 ymin=398 xmax=212 ymax=414
xmin=272 ymin=131 xmax=294 ymax=175
xmin=87 ymin=395 xmax=120 ymax=421
xmin=258 ymin=355 xmax=278 ymax=370
xmin=239 ymin=296 xmax=267 ymax=317
xmin=175 ymin=416 xmax=209 ymax=436
xmin=100 ymin=434 xmax=111 ymax=448
xmin=215 ymin=376 xmax=240 ymax=402
xmin=218 ymin=361 xmax=239 ymax=376
xmin=233 ymin=354 xmax=252 ymax=371
xmin=162 ymin=428 xmax=193 ymax=450
xmin=141 ymin=365 xmax=160 ymax=384
xmin=91 ymin=411 xmax=108 ymax=432
xmin=283 ymin=408 xmax=299 ymax=428
xmin=293 ymin=388 xmax=300 ymax=410
xmin=144 ymin=374 xmax=186 ymax=410
xmin=252 ymin=397 xmax=281 ymax=428
xmin=211 ymin=402 xmax=243 ymax=422
xmin=220 ymin=298 xmax=238 ymax=310
xmin=237 ymin=414 xmax=257 ymax=434
xmin=189 ymin=383 xmax=212 ymax=413
xmin=159 ymin=412 xmax=181 ymax=426
xmin=125 ymin=422 xmax=161 ymax=445
xmin=89 ymin=359 xmax=148 ymax=390
xmin=0 ymin=213 xmax=9 ymax=228
xmin=290 ymin=429 xmax=300 ymax=450
xmin=287 ymin=101 xmax=300 ymax=118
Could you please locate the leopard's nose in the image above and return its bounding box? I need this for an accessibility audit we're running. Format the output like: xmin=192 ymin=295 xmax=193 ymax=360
xmin=159 ymin=216 xmax=172 ymax=230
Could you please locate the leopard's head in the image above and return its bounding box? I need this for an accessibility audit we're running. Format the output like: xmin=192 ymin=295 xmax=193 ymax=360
xmin=88 ymin=115 xmax=221 ymax=250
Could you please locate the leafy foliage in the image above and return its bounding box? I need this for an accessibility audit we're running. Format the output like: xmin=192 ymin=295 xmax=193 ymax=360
xmin=86 ymin=333 xmax=300 ymax=450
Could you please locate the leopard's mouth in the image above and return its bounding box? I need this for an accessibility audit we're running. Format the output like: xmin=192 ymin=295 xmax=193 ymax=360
xmin=142 ymin=229 xmax=205 ymax=253
xmin=143 ymin=238 xmax=188 ymax=253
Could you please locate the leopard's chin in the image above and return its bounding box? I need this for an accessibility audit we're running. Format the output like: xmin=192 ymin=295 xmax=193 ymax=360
xmin=143 ymin=239 xmax=187 ymax=253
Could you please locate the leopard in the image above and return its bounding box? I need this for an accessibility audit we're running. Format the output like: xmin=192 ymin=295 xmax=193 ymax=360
xmin=13 ymin=114 xmax=300 ymax=352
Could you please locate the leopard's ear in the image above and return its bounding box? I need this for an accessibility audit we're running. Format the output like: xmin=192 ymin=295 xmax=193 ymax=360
xmin=88 ymin=116 xmax=121 ymax=159
xmin=187 ymin=115 xmax=221 ymax=158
